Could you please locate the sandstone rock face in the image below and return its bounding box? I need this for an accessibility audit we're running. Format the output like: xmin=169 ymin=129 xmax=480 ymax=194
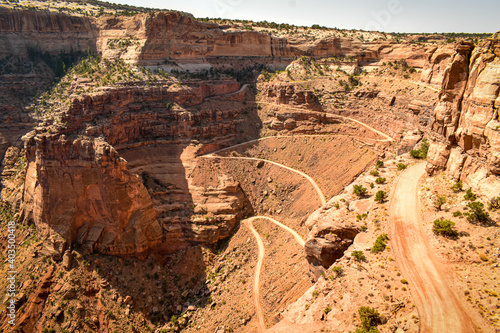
xmin=426 ymin=35 xmax=500 ymax=199
xmin=305 ymin=228 xmax=358 ymax=268
xmin=420 ymin=45 xmax=456 ymax=85
xmin=0 ymin=7 xmax=98 ymax=58
xmin=425 ymin=141 xmax=451 ymax=175
xmin=264 ymin=84 xmax=321 ymax=110
xmin=0 ymin=8 xmax=434 ymax=69
xmin=21 ymin=133 xmax=162 ymax=256
xmin=431 ymin=41 xmax=474 ymax=138
xmin=304 ymin=206 xmax=358 ymax=269
xmin=15 ymin=78 xmax=252 ymax=255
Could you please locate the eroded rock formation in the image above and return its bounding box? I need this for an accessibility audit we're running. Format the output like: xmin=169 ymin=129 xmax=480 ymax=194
xmin=426 ymin=34 xmax=500 ymax=198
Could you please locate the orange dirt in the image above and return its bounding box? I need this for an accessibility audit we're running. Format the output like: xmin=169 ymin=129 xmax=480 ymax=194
xmin=389 ymin=163 xmax=478 ymax=332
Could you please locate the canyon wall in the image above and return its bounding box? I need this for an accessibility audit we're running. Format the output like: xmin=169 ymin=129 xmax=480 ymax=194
xmin=426 ymin=34 xmax=500 ymax=198
xmin=0 ymin=8 xmax=435 ymax=68
xmin=0 ymin=7 xmax=98 ymax=58
xmin=15 ymin=78 xmax=253 ymax=255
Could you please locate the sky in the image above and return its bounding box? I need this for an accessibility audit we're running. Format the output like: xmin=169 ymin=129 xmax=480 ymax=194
xmin=108 ymin=0 xmax=499 ymax=33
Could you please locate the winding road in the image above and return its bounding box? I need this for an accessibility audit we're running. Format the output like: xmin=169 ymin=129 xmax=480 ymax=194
xmin=389 ymin=163 xmax=477 ymax=332
xmin=256 ymin=102 xmax=394 ymax=142
xmin=202 ymin=155 xmax=327 ymax=206
xmin=244 ymin=216 xmax=306 ymax=332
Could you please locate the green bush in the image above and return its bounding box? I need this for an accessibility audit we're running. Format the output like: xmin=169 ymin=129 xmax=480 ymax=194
xmin=375 ymin=160 xmax=384 ymax=169
xmin=358 ymin=306 xmax=381 ymax=331
xmin=453 ymin=211 xmax=462 ymax=217
xmin=488 ymin=197 xmax=500 ymax=210
xmin=433 ymin=195 xmax=446 ymax=211
xmin=397 ymin=163 xmax=407 ymax=170
xmin=331 ymin=266 xmax=343 ymax=277
xmin=409 ymin=138 xmax=430 ymax=159
xmin=352 ymin=250 xmax=366 ymax=262
xmin=432 ymin=218 xmax=458 ymax=237
xmin=353 ymin=185 xmax=368 ymax=197
xmin=371 ymin=234 xmax=389 ymax=254
xmin=370 ymin=170 xmax=379 ymax=176
xmin=464 ymin=189 xmax=476 ymax=201
xmin=374 ymin=190 xmax=387 ymax=203
xmin=451 ymin=180 xmax=463 ymax=192
xmin=465 ymin=201 xmax=489 ymax=224
xmin=375 ymin=177 xmax=386 ymax=184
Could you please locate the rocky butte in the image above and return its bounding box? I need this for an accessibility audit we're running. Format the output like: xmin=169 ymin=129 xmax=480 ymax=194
xmin=0 ymin=2 xmax=499 ymax=333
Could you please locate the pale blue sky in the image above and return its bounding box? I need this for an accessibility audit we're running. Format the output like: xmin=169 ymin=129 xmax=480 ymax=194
xmin=110 ymin=0 xmax=498 ymax=33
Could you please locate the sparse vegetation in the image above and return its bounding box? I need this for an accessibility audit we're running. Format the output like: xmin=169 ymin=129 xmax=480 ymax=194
xmin=432 ymin=218 xmax=458 ymax=238
xmin=374 ymin=190 xmax=387 ymax=203
xmin=353 ymin=184 xmax=368 ymax=197
xmin=375 ymin=160 xmax=384 ymax=169
xmin=451 ymin=180 xmax=463 ymax=192
xmin=433 ymin=194 xmax=447 ymax=211
xmin=352 ymin=250 xmax=366 ymax=262
xmin=488 ymin=196 xmax=500 ymax=210
xmin=371 ymin=234 xmax=389 ymax=254
xmin=464 ymin=189 xmax=476 ymax=201
xmin=375 ymin=177 xmax=386 ymax=184
xmin=464 ymin=201 xmax=490 ymax=224
xmin=331 ymin=266 xmax=343 ymax=277
xmin=409 ymin=138 xmax=430 ymax=159
xmin=357 ymin=306 xmax=381 ymax=332
xmin=397 ymin=163 xmax=407 ymax=170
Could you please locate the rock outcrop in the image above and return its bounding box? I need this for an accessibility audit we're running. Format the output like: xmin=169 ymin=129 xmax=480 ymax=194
xmin=426 ymin=35 xmax=500 ymax=199
xmin=21 ymin=133 xmax=162 ymax=255
xmin=304 ymin=204 xmax=359 ymax=272
xmin=12 ymin=77 xmax=253 ymax=256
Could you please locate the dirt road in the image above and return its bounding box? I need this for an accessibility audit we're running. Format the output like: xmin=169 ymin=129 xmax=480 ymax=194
xmin=389 ymin=163 xmax=476 ymax=332
xmin=245 ymin=216 xmax=306 ymax=333
xmin=202 ymin=155 xmax=327 ymax=206
xmin=257 ymin=102 xmax=394 ymax=142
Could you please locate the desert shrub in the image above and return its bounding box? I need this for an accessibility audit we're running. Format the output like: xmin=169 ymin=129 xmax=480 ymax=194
xmin=432 ymin=218 xmax=458 ymax=237
xmin=371 ymin=234 xmax=389 ymax=254
xmin=375 ymin=160 xmax=384 ymax=169
xmin=488 ymin=197 xmax=500 ymax=210
xmin=433 ymin=194 xmax=446 ymax=211
xmin=451 ymin=180 xmax=463 ymax=192
xmin=409 ymin=138 xmax=430 ymax=159
xmin=374 ymin=190 xmax=387 ymax=203
xmin=353 ymin=185 xmax=368 ymax=197
xmin=464 ymin=201 xmax=489 ymax=224
xmin=370 ymin=170 xmax=379 ymax=176
xmin=357 ymin=213 xmax=368 ymax=221
xmin=352 ymin=250 xmax=366 ymax=262
xmin=358 ymin=306 xmax=381 ymax=331
xmin=397 ymin=163 xmax=407 ymax=170
xmin=464 ymin=189 xmax=476 ymax=201
xmin=324 ymin=306 xmax=332 ymax=314
xmin=375 ymin=177 xmax=386 ymax=184
xmin=453 ymin=211 xmax=462 ymax=217
xmin=331 ymin=266 xmax=343 ymax=277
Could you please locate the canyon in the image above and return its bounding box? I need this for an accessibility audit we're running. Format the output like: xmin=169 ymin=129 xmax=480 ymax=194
xmin=0 ymin=2 xmax=499 ymax=333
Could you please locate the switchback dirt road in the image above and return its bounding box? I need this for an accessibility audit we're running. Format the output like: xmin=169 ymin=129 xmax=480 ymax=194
xmin=203 ymin=155 xmax=326 ymax=206
xmin=245 ymin=216 xmax=306 ymax=333
xmin=389 ymin=163 xmax=477 ymax=332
